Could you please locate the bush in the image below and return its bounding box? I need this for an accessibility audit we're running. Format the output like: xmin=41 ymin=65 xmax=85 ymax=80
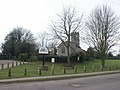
xmin=38 ymin=52 xmax=88 ymax=63
xmin=30 ymin=56 xmax=38 ymax=61
xmin=18 ymin=53 xmax=28 ymax=61
xmin=44 ymin=55 xmax=67 ymax=63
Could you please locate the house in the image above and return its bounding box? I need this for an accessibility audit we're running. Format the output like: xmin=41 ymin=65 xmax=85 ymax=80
xmin=57 ymin=32 xmax=85 ymax=56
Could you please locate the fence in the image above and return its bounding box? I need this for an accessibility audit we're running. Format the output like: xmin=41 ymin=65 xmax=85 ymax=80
xmin=0 ymin=64 xmax=120 ymax=79
xmin=0 ymin=61 xmax=26 ymax=70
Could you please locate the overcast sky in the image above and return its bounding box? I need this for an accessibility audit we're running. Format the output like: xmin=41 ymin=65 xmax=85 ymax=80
xmin=0 ymin=0 xmax=120 ymax=53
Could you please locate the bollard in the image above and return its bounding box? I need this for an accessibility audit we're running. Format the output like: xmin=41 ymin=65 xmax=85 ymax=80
xmin=92 ymin=65 xmax=95 ymax=72
xmin=74 ymin=66 xmax=77 ymax=73
xmin=51 ymin=58 xmax=55 ymax=75
xmin=24 ymin=68 xmax=27 ymax=76
xmin=16 ymin=61 xmax=18 ymax=66
xmin=108 ymin=66 xmax=111 ymax=71
xmin=63 ymin=67 xmax=66 ymax=74
xmin=84 ymin=66 xmax=86 ymax=73
xmin=23 ymin=61 xmax=25 ymax=64
xmin=1 ymin=64 xmax=4 ymax=69
xmin=118 ymin=66 xmax=120 ymax=70
xmin=38 ymin=68 xmax=41 ymax=76
xmin=20 ymin=61 xmax=21 ymax=65
xmin=7 ymin=63 xmax=9 ymax=68
xmin=108 ymin=66 xmax=109 ymax=71
xmin=21 ymin=61 xmax=23 ymax=64
xmin=12 ymin=62 xmax=14 ymax=67
xmin=51 ymin=64 xmax=55 ymax=75
xmin=28 ymin=60 xmax=30 ymax=63
xmin=100 ymin=65 xmax=103 ymax=71
xmin=116 ymin=64 xmax=118 ymax=70
xmin=8 ymin=68 xmax=11 ymax=77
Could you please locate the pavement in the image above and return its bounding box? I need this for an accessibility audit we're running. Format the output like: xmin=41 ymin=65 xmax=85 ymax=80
xmin=1 ymin=73 xmax=120 ymax=90
xmin=0 ymin=70 xmax=120 ymax=84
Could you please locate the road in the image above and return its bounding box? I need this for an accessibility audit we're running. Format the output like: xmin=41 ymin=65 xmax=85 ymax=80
xmin=0 ymin=73 xmax=120 ymax=90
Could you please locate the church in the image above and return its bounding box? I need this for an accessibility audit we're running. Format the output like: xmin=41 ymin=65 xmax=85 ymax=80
xmin=57 ymin=32 xmax=85 ymax=56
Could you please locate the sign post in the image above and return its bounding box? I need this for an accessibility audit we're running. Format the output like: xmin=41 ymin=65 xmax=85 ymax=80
xmin=39 ymin=47 xmax=48 ymax=70
xmin=77 ymin=56 xmax=80 ymax=62
xmin=51 ymin=58 xmax=55 ymax=75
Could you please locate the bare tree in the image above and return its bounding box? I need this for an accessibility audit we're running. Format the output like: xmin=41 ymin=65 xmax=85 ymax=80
xmin=47 ymin=41 xmax=59 ymax=55
xmin=37 ymin=32 xmax=48 ymax=48
xmin=50 ymin=6 xmax=82 ymax=63
xmin=85 ymin=5 xmax=120 ymax=67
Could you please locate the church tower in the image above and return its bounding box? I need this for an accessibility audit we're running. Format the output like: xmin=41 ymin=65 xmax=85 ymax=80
xmin=71 ymin=32 xmax=79 ymax=47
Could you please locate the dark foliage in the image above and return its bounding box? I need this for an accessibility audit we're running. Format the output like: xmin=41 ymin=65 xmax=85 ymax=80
xmin=1 ymin=27 xmax=37 ymax=60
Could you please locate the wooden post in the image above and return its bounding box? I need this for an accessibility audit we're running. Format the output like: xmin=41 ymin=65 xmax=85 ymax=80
xmin=51 ymin=58 xmax=55 ymax=75
xmin=7 ymin=63 xmax=9 ymax=68
xmin=100 ymin=65 xmax=103 ymax=71
xmin=16 ymin=61 xmax=18 ymax=66
xmin=38 ymin=68 xmax=41 ymax=76
xmin=107 ymin=66 xmax=109 ymax=71
xmin=116 ymin=64 xmax=118 ymax=70
xmin=108 ymin=66 xmax=111 ymax=71
xmin=8 ymin=68 xmax=11 ymax=77
xmin=51 ymin=63 xmax=55 ymax=75
xmin=23 ymin=60 xmax=25 ymax=64
xmin=84 ymin=66 xmax=86 ymax=73
xmin=63 ymin=67 xmax=66 ymax=74
xmin=12 ymin=62 xmax=14 ymax=67
xmin=92 ymin=65 xmax=95 ymax=72
xmin=24 ymin=68 xmax=27 ymax=76
xmin=20 ymin=61 xmax=21 ymax=65
xmin=74 ymin=66 xmax=77 ymax=73
xmin=118 ymin=66 xmax=120 ymax=70
xmin=28 ymin=60 xmax=30 ymax=63
xmin=1 ymin=64 xmax=4 ymax=69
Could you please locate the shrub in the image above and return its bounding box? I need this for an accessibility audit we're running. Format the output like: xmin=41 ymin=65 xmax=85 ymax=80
xmin=18 ymin=53 xmax=28 ymax=61
xmin=30 ymin=56 xmax=38 ymax=61
xmin=44 ymin=55 xmax=67 ymax=63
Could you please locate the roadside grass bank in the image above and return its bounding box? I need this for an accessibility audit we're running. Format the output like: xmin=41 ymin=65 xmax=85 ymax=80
xmin=0 ymin=70 xmax=120 ymax=84
xmin=0 ymin=60 xmax=120 ymax=79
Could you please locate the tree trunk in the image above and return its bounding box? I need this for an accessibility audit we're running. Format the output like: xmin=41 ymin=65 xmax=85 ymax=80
xmin=67 ymin=34 xmax=71 ymax=64
xmin=101 ymin=58 xmax=105 ymax=68
xmin=100 ymin=50 xmax=106 ymax=68
xmin=67 ymin=46 xmax=70 ymax=64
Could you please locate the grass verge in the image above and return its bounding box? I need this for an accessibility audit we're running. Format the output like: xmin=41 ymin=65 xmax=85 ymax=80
xmin=0 ymin=60 xmax=120 ymax=79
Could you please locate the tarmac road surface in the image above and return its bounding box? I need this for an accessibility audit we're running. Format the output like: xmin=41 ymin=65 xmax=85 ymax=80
xmin=0 ymin=73 xmax=120 ymax=90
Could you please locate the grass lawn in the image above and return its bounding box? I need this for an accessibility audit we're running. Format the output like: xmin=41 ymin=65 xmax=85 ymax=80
xmin=0 ymin=60 xmax=120 ymax=79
